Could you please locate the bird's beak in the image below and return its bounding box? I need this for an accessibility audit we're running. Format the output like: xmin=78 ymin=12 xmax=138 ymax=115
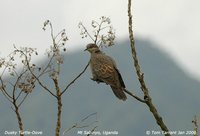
xmin=84 ymin=48 xmax=87 ymax=51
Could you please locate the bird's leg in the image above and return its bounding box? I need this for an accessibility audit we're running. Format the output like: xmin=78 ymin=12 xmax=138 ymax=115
xmin=90 ymin=77 xmax=104 ymax=84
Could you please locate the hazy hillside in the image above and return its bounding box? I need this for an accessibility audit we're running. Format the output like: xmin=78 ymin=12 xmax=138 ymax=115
xmin=1 ymin=38 xmax=200 ymax=136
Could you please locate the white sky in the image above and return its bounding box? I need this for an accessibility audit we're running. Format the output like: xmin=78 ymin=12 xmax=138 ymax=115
xmin=0 ymin=0 xmax=200 ymax=80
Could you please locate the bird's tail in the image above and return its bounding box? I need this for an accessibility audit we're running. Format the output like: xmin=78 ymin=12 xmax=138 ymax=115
xmin=110 ymin=86 xmax=127 ymax=101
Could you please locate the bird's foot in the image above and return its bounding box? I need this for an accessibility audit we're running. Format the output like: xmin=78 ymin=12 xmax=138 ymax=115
xmin=90 ymin=77 xmax=103 ymax=84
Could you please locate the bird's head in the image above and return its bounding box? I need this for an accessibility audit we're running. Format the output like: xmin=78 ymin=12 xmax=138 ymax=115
xmin=84 ymin=43 xmax=100 ymax=53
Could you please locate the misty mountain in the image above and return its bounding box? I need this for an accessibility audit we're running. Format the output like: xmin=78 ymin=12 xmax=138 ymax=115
xmin=1 ymin=38 xmax=200 ymax=136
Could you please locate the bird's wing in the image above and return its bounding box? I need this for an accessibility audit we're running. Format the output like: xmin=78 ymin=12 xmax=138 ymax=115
xmin=94 ymin=63 xmax=114 ymax=79
xmin=104 ymin=55 xmax=126 ymax=88
xmin=91 ymin=53 xmax=127 ymax=100
xmin=114 ymin=67 xmax=126 ymax=88
xmin=92 ymin=54 xmax=125 ymax=88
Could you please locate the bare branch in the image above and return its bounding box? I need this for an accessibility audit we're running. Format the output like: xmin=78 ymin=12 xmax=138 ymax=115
xmin=62 ymin=124 xmax=77 ymax=136
xmin=13 ymin=98 xmax=24 ymax=136
xmin=0 ymin=78 xmax=13 ymax=102
xmin=38 ymin=54 xmax=55 ymax=78
xmin=12 ymin=70 xmax=26 ymax=100
xmin=53 ymin=78 xmax=62 ymax=136
xmin=18 ymin=93 xmax=29 ymax=108
xmin=16 ymin=90 xmax=23 ymax=101
xmin=14 ymin=69 xmax=29 ymax=100
xmin=192 ymin=115 xmax=198 ymax=136
xmin=87 ymin=126 xmax=98 ymax=136
xmin=79 ymin=17 xmax=114 ymax=47
xmin=62 ymin=112 xmax=98 ymax=136
xmin=61 ymin=61 xmax=90 ymax=95
xmin=81 ymin=112 xmax=97 ymax=122
xmin=94 ymin=20 xmax=103 ymax=44
xmin=48 ymin=21 xmax=55 ymax=43
xmin=78 ymin=22 xmax=95 ymax=42
xmin=0 ymin=65 xmax=7 ymax=77
xmin=1 ymin=89 xmax=13 ymax=103
xmin=128 ymin=0 xmax=170 ymax=135
xmin=124 ymin=89 xmax=145 ymax=103
xmin=34 ymin=76 xmax=56 ymax=97
xmin=14 ymin=48 xmax=57 ymax=97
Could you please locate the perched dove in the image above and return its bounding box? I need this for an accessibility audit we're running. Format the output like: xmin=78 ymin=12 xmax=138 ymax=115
xmin=85 ymin=43 xmax=127 ymax=101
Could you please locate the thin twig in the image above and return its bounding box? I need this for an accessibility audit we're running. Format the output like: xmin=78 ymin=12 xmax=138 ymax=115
xmin=61 ymin=61 xmax=90 ymax=95
xmin=1 ymin=89 xmax=13 ymax=103
xmin=38 ymin=54 xmax=55 ymax=78
xmin=16 ymin=90 xmax=23 ymax=101
xmin=12 ymin=71 xmax=24 ymax=100
xmin=94 ymin=21 xmax=103 ymax=44
xmin=15 ymin=69 xmax=29 ymax=101
xmin=81 ymin=112 xmax=97 ymax=122
xmin=62 ymin=124 xmax=77 ymax=136
xmin=18 ymin=93 xmax=29 ymax=108
xmin=0 ymin=66 xmax=7 ymax=77
xmin=87 ymin=126 xmax=98 ymax=136
xmin=34 ymin=75 xmax=56 ymax=97
xmin=62 ymin=112 xmax=98 ymax=136
xmin=0 ymin=78 xmax=13 ymax=101
xmin=100 ymin=26 xmax=111 ymax=31
xmin=79 ymin=23 xmax=95 ymax=42
xmin=15 ymin=49 xmax=57 ymax=97
xmin=55 ymin=29 xmax=65 ymax=39
xmin=49 ymin=22 xmax=55 ymax=43
xmin=124 ymin=89 xmax=145 ymax=103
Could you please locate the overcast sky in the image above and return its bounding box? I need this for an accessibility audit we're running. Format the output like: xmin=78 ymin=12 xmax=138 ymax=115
xmin=0 ymin=0 xmax=200 ymax=80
